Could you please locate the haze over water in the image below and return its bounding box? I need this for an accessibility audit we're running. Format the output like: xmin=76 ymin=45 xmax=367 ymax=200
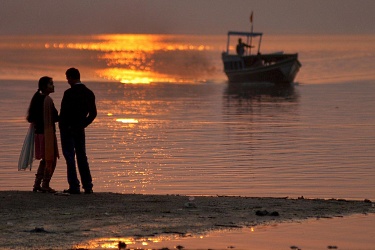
xmin=0 ymin=34 xmax=374 ymax=201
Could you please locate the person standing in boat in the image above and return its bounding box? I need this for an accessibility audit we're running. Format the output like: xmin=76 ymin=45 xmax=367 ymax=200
xmin=236 ymin=38 xmax=252 ymax=56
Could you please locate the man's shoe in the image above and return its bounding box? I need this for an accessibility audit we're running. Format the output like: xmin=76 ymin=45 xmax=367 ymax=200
xmin=41 ymin=187 xmax=57 ymax=193
xmin=84 ymin=189 xmax=93 ymax=194
xmin=63 ymin=189 xmax=81 ymax=194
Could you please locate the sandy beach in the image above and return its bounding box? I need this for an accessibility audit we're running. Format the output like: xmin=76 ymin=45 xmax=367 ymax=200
xmin=0 ymin=191 xmax=373 ymax=249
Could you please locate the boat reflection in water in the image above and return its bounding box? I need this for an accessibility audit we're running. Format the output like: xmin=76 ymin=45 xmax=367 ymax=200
xmin=224 ymin=82 xmax=299 ymax=104
xmin=222 ymin=82 xmax=300 ymax=125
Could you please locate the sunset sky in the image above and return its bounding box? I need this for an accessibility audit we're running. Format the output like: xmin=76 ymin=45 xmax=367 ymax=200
xmin=1 ymin=0 xmax=374 ymax=35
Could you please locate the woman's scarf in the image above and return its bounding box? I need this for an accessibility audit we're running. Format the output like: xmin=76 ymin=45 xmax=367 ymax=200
xmin=18 ymin=123 xmax=35 ymax=171
xmin=44 ymin=95 xmax=59 ymax=162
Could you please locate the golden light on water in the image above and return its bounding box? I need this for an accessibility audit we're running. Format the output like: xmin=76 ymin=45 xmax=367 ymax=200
xmin=75 ymin=227 xmax=258 ymax=249
xmin=116 ymin=118 xmax=139 ymax=124
xmin=74 ymin=235 xmax=179 ymax=249
xmin=97 ymin=68 xmax=171 ymax=84
xmin=43 ymin=34 xmax=216 ymax=84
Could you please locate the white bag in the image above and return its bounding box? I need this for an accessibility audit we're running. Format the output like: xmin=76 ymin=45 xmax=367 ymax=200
xmin=18 ymin=124 xmax=35 ymax=171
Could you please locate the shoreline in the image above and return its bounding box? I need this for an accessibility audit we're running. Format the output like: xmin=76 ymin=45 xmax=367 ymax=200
xmin=0 ymin=191 xmax=374 ymax=249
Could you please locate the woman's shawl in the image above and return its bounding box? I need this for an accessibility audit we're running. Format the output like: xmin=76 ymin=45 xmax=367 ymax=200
xmin=43 ymin=95 xmax=59 ymax=162
xmin=18 ymin=123 xmax=35 ymax=171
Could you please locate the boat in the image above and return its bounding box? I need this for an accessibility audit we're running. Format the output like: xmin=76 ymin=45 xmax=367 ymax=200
xmin=222 ymin=31 xmax=301 ymax=84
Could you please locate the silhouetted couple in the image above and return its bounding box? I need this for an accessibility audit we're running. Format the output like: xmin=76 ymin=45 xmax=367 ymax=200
xmin=27 ymin=68 xmax=97 ymax=194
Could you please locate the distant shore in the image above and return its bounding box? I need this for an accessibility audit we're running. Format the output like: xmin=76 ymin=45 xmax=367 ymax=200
xmin=0 ymin=191 xmax=373 ymax=249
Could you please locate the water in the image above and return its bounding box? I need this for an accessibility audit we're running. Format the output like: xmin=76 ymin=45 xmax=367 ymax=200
xmin=0 ymin=34 xmax=374 ymax=200
xmin=180 ymin=214 xmax=375 ymax=250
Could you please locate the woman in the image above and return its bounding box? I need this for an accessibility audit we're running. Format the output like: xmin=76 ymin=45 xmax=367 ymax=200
xmin=27 ymin=76 xmax=59 ymax=193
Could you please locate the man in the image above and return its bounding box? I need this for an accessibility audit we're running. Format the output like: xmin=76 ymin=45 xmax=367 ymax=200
xmin=236 ymin=38 xmax=252 ymax=56
xmin=59 ymin=68 xmax=97 ymax=194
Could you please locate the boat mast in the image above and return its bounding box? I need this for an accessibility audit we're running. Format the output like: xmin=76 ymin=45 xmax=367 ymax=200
xmin=227 ymin=33 xmax=232 ymax=54
xmin=249 ymin=11 xmax=253 ymax=55
xmin=258 ymin=35 xmax=262 ymax=54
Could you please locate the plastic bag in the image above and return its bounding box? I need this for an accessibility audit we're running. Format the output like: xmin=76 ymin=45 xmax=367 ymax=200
xmin=18 ymin=124 xmax=35 ymax=171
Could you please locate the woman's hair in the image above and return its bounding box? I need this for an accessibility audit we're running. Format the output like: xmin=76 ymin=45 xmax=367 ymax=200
xmin=38 ymin=76 xmax=52 ymax=92
xmin=27 ymin=76 xmax=52 ymax=122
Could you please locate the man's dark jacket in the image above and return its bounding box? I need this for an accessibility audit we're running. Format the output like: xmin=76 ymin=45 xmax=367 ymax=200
xmin=59 ymin=83 xmax=97 ymax=130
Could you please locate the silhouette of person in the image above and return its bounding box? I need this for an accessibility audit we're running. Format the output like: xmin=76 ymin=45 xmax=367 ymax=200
xmin=27 ymin=76 xmax=59 ymax=193
xmin=59 ymin=68 xmax=97 ymax=194
xmin=236 ymin=38 xmax=252 ymax=56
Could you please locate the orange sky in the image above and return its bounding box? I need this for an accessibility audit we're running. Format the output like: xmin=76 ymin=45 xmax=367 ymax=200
xmin=1 ymin=0 xmax=374 ymax=35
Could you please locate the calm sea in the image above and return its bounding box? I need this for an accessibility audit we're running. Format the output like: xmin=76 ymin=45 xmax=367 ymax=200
xmin=0 ymin=34 xmax=374 ymax=200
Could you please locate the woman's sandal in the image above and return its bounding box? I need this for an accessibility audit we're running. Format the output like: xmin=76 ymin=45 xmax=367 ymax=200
xmin=32 ymin=186 xmax=43 ymax=192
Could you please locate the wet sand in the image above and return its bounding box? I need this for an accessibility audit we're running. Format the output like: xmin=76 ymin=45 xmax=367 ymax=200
xmin=0 ymin=191 xmax=373 ymax=249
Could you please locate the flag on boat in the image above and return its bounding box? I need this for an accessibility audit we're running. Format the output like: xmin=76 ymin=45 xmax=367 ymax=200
xmin=250 ymin=11 xmax=253 ymax=23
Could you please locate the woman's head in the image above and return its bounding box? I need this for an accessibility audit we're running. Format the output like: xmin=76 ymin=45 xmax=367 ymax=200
xmin=27 ymin=76 xmax=53 ymax=122
xmin=38 ymin=76 xmax=54 ymax=94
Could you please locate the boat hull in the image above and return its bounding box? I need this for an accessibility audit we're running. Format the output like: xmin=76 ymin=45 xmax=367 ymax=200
xmin=222 ymin=53 xmax=301 ymax=84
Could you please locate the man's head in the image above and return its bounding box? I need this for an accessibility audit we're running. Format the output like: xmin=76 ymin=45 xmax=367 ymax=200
xmin=65 ymin=68 xmax=80 ymax=85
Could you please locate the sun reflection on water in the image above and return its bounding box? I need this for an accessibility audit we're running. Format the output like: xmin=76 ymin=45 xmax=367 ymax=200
xmin=116 ymin=118 xmax=139 ymax=124
xmin=74 ymin=234 xmax=182 ymax=249
xmin=43 ymin=34 xmax=217 ymax=84
xmin=73 ymin=226 xmax=257 ymax=249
